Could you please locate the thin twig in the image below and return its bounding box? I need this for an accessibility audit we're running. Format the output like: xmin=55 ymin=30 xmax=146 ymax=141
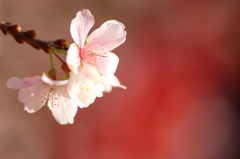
xmin=0 ymin=21 xmax=70 ymax=53
xmin=53 ymin=52 xmax=65 ymax=63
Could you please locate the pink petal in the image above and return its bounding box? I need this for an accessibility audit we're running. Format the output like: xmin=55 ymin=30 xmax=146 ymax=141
xmin=80 ymin=63 xmax=101 ymax=81
xmin=42 ymin=73 xmax=68 ymax=86
xmin=18 ymin=84 xmax=48 ymax=113
xmin=6 ymin=76 xmax=42 ymax=89
xmin=93 ymin=51 xmax=119 ymax=77
xmin=66 ymin=43 xmax=81 ymax=74
xmin=85 ymin=20 xmax=126 ymax=52
xmin=70 ymin=9 xmax=95 ymax=48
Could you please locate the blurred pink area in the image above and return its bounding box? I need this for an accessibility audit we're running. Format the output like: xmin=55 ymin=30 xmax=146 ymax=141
xmin=0 ymin=0 xmax=240 ymax=159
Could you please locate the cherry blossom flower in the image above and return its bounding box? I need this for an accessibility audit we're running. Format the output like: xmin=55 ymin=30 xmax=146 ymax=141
xmin=66 ymin=63 xmax=126 ymax=108
xmin=67 ymin=9 xmax=126 ymax=78
xmin=65 ymin=9 xmax=126 ymax=108
xmin=4 ymin=9 xmax=127 ymax=126
xmin=6 ymin=73 xmax=78 ymax=124
xmin=67 ymin=64 xmax=104 ymax=108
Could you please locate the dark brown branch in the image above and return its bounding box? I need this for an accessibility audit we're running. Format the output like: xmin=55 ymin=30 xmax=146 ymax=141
xmin=0 ymin=21 xmax=70 ymax=53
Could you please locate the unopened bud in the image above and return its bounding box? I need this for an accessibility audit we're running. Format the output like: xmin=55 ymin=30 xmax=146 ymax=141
xmin=14 ymin=36 xmax=24 ymax=44
xmin=54 ymin=39 xmax=66 ymax=45
xmin=54 ymin=39 xmax=70 ymax=49
xmin=25 ymin=30 xmax=37 ymax=38
xmin=10 ymin=25 xmax=21 ymax=32
xmin=62 ymin=41 xmax=70 ymax=50
xmin=41 ymin=42 xmax=52 ymax=53
xmin=48 ymin=69 xmax=57 ymax=80
xmin=61 ymin=62 xmax=71 ymax=74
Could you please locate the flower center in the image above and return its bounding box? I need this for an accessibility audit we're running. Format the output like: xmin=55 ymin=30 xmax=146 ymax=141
xmin=48 ymin=86 xmax=60 ymax=109
xmin=41 ymin=86 xmax=62 ymax=110
xmin=79 ymin=47 xmax=107 ymax=65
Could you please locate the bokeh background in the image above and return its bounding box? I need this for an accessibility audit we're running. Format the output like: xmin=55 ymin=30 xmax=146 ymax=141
xmin=0 ymin=0 xmax=240 ymax=159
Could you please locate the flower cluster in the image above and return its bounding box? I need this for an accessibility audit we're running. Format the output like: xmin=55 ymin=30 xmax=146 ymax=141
xmin=6 ymin=9 xmax=126 ymax=124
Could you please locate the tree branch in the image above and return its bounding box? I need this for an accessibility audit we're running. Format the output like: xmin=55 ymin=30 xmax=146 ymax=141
xmin=0 ymin=21 xmax=70 ymax=53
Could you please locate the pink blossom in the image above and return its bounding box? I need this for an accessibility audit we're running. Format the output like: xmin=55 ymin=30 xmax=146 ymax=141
xmin=67 ymin=9 xmax=126 ymax=78
xmin=6 ymin=73 xmax=78 ymax=124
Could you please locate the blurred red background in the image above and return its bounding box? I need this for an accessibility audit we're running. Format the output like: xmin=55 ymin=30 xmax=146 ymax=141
xmin=0 ymin=0 xmax=240 ymax=159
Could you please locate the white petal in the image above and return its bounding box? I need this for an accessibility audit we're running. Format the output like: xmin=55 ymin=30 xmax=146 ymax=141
xmin=70 ymin=9 xmax=95 ymax=48
xmin=66 ymin=43 xmax=81 ymax=74
xmin=70 ymin=90 xmax=96 ymax=108
xmin=18 ymin=84 xmax=48 ymax=113
xmin=48 ymin=87 xmax=78 ymax=124
xmin=85 ymin=20 xmax=126 ymax=52
xmin=80 ymin=63 xmax=102 ymax=81
xmin=103 ymin=84 xmax=113 ymax=92
xmin=6 ymin=76 xmax=42 ymax=89
xmin=42 ymin=73 xmax=68 ymax=86
xmin=73 ymin=82 xmax=103 ymax=108
xmin=68 ymin=71 xmax=104 ymax=108
xmin=102 ymin=75 xmax=126 ymax=92
xmin=93 ymin=51 xmax=119 ymax=77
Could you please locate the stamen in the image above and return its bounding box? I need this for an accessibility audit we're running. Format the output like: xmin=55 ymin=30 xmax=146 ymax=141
xmin=79 ymin=47 xmax=107 ymax=65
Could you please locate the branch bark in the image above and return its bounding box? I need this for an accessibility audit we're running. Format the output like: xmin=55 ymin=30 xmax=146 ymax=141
xmin=0 ymin=21 xmax=70 ymax=53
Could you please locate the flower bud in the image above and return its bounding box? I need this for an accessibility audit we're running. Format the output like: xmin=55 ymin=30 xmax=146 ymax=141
xmin=41 ymin=42 xmax=52 ymax=53
xmin=53 ymin=39 xmax=66 ymax=45
xmin=62 ymin=41 xmax=70 ymax=50
xmin=54 ymin=39 xmax=70 ymax=49
xmin=61 ymin=62 xmax=71 ymax=73
xmin=10 ymin=25 xmax=21 ymax=32
xmin=48 ymin=69 xmax=57 ymax=80
xmin=25 ymin=30 xmax=37 ymax=38
xmin=14 ymin=36 xmax=24 ymax=44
